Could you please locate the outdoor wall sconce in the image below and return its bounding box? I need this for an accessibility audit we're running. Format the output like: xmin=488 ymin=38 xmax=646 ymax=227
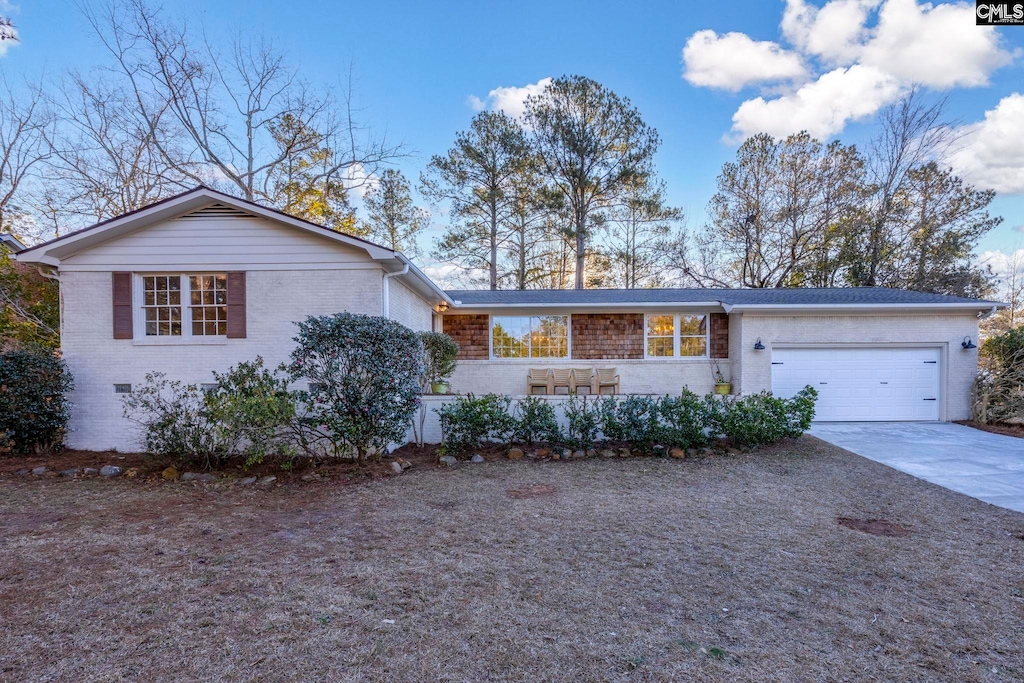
xmin=961 ymin=336 xmax=977 ymax=350
xmin=754 ymin=338 xmax=765 ymax=350
xmin=436 ymin=301 xmax=450 ymax=313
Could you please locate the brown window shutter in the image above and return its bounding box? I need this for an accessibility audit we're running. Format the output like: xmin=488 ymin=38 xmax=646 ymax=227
xmin=112 ymin=272 xmax=133 ymax=339
xmin=226 ymin=271 xmax=247 ymax=338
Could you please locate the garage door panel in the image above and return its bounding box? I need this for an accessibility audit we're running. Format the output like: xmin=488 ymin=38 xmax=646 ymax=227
xmin=772 ymin=347 xmax=941 ymax=422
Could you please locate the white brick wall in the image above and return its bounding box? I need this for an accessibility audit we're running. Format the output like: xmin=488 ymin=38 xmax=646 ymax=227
xmin=735 ymin=313 xmax=980 ymax=420
xmin=388 ymin=278 xmax=433 ymax=332
xmin=61 ymin=268 xmax=384 ymax=451
xmin=448 ymin=358 xmax=731 ymax=398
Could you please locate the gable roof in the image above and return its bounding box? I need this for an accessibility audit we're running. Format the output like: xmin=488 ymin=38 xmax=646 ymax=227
xmin=15 ymin=186 xmax=452 ymax=306
xmin=446 ymin=287 xmax=1003 ymax=313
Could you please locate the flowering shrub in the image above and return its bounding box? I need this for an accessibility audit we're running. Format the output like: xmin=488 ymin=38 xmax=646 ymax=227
xmin=0 ymin=350 xmax=73 ymax=454
xmin=287 ymin=313 xmax=424 ymax=463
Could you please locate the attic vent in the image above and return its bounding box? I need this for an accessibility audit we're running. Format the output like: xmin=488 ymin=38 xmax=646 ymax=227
xmin=177 ymin=203 xmax=255 ymax=220
xmin=113 ymin=383 xmax=132 ymax=394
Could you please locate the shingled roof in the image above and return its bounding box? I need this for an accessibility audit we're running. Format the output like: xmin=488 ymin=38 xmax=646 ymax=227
xmin=445 ymin=287 xmax=1002 ymax=308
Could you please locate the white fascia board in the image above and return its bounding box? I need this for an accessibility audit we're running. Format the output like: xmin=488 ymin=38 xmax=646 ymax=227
xmin=447 ymin=301 xmax=727 ymax=314
xmin=727 ymin=302 xmax=1006 ymax=313
xmin=389 ymin=254 xmax=456 ymax=307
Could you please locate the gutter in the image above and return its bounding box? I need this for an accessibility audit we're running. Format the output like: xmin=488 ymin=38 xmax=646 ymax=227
xmin=381 ymin=262 xmax=410 ymax=319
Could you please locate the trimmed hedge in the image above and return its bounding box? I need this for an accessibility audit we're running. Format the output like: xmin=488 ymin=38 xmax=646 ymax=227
xmin=436 ymin=387 xmax=818 ymax=456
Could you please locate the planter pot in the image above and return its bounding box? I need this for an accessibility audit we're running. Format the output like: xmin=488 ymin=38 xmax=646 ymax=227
xmin=431 ymin=382 xmax=450 ymax=395
xmin=714 ymin=382 xmax=732 ymax=395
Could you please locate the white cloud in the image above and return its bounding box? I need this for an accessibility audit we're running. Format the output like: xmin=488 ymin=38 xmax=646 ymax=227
xmin=686 ymin=0 xmax=1016 ymax=142
xmin=730 ymin=64 xmax=902 ymax=140
xmin=859 ymin=0 xmax=1013 ymax=88
xmin=979 ymin=249 xmax=1024 ymax=276
xmin=682 ymin=30 xmax=807 ymax=92
xmin=781 ymin=0 xmax=877 ymax=65
xmin=341 ymin=162 xmax=378 ymax=200
xmin=947 ymin=94 xmax=1024 ymax=195
xmin=466 ymin=77 xmax=552 ymax=119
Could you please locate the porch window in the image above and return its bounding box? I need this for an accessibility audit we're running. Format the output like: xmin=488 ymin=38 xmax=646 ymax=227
xmin=491 ymin=315 xmax=569 ymax=359
xmin=644 ymin=313 xmax=707 ymax=358
xmin=140 ymin=274 xmax=228 ymax=338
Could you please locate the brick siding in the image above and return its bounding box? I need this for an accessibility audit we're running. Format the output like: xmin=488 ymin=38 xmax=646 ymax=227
xmin=570 ymin=313 xmax=644 ymax=359
xmin=443 ymin=314 xmax=489 ymax=360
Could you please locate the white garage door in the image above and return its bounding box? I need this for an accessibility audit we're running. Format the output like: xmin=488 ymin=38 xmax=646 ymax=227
xmin=771 ymin=347 xmax=941 ymax=421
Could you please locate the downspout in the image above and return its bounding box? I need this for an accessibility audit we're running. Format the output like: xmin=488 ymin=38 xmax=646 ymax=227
xmin=979 ymin=305 xmax=998 ymax=320
xmin=382 ymin=262 xmax=409 ymax=319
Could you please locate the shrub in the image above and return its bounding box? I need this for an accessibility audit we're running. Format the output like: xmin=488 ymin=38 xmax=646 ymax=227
xmin=205 ymin=357 xmax=296 ymax=466
xmin=419 ymin=331 xmax=459 ymax=387
xmin=975 ymin=329 xmax=1024 ymax=423
xmin=437 ymin=393 xmax=515 ymax=455
xmin=658 ymin=390 xmax=713 ymax=449
xmin=513 ymin=396 xmax=560 ymax=445
xmin=708 ymin=387 xmax=817 ymax=448
xmin=562 ymin=395 xmax=601 ymax=451
xmin=287 ymin=313 xmax=424 ymax=463
xmin=599 ymin=395 xmax=661 ymax=452
xmin=0 ymin=350 xmax=73 ymax=453
xmin=122 ymin=373 xmax=222 ymax=466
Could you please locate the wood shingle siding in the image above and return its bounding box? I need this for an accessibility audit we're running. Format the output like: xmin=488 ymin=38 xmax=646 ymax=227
xmin=571 ymin=314 xmax=644 ymax=360
xmin=443 ymin=314 xmax=489 ymax=360
xmin=710 ymin=312 xmax=729 ymax=359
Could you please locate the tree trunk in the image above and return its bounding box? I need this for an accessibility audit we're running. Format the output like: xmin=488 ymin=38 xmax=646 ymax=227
xmin=574 ymin=213 xmax=586 ymax=289
xmin=489 ymin=209 xmax=498 ymax=290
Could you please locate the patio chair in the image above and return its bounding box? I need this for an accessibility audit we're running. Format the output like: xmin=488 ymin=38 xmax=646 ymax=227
xmin=570 ymin=367 xmax=595 ymax=394
xmin=550 ymin=368 xmax=573 ymax=395
xmin=527 ymin=368 xmax=553 ymax=395
xmin=594 ymin=368 xmax=620 ymax=395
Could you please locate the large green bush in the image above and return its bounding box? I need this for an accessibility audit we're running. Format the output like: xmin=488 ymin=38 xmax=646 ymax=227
xmin=599 ymin=395 xmax=661 ymax=452
xmin=562 ymin=395 xmax=601 ymax=451
xmin=122 ymin=358 xmax=296 ymax=468
xmin=437 ymin=393 xmax=515 ymax=455
xmin=658 ymin=390 xmax=713 ymax=449
xmin=513 ymin=395 xmax=560 ymax=445
xmin=708 ymin=388 xmax=818 ymax=448
xmin=0 ymin=350 xmax=73 ymax=454
xmin=288 ymin=313 xmax=424 ymax=463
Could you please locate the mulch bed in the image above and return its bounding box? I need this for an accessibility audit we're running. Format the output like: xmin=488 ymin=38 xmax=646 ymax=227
xmin=955 ymin=420 xmax=1024 ymax=439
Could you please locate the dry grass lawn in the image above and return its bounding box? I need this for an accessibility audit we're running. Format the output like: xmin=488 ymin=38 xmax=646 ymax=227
xmin=2 ymin=437 xmax=1024 ymax=682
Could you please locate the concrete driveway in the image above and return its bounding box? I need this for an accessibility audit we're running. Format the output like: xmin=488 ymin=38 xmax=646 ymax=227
xmin=810 ymin=422 xmax=1024 ymax=513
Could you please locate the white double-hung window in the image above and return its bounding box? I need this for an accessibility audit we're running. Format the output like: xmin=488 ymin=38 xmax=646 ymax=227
xmin=140 ymin=274 xmax=228 ymax=338
xmin=644 ymin=314 xmax=708 ymax=358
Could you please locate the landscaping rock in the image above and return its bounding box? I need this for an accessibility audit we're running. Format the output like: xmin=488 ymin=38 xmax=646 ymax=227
xmin=100 ymin=465 xmax=122 ymax=478
xmin=31 ymin=466 xmax=47 ymax=476
xmin=619 ymin=447 xmax=632 ymax=457
xmin=727 ymin=448 xmax=742 ymax=456
xmin=390 ymin=461 xmax=404 ymax=474
xmin=669 ymin=448 xmax=686 ymax=459
xmin=161 ymin=467 xmax=180 ymax=481
xmin=60 ymin=467 xmax=81 ymax=477
xmin=15 ymin=468 xmax=30 ymax=477
xmin=562 ymin=449 xmax=573 ymax=460
xmin=573 ymin=450 xmax=586 ymax=460
xmin=470 ymin=454 xmax=485 ymax=463
xmin=537 ymin=448 xmax=550 ymax=458
xmin=600 ymin=449 xmax=617 ymax=459
xmin=83 ymin=467 xmax=99 ymax=475
xmin=507 ymin=447 xmax=525 ymax=461
xmin=238 ymin=476 xmax=258 ymax=485
xmin=124 ymin=468 xmax=140 ymax=478
xmin=439 ymin=455 xmax=458 ymax=467
xmin=181 ymin=472 xmax=216 ymax=482
xmin=300 ymin=473 xmax=322 ymax=482
xmin=257 ymin=475 xmax=277 ymax=486
xmin=551 ymin=451 xmax=560 ymax=460
xmin=397 ymin=458 xmax=413 ymax=470
xmin=586 ymin=449 xmax=597 ymax=458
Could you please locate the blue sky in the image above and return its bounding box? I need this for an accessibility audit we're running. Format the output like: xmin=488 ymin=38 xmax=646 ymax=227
xmin=5 ymin=0 xmax=1024 ymax=267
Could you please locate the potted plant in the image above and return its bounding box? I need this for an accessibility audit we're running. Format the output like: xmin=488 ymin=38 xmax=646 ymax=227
xmin=710 ymin=359 xmax=731 ymax=395
xmin=419 ymin=331 xmax=459 ymax=395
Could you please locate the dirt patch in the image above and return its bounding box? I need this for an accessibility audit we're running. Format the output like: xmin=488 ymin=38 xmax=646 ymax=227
xmin=836 ymin=516 xmax=910 ymax=537
xmin=956 ymin=419 xmax=1024 ymax=439
xmin=2 ymin=437 xmax=1024 ymax=681
xmin=506 ymin=482 xmax=559 ymax=499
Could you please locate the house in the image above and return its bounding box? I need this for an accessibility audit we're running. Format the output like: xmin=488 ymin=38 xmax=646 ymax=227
xmin=15 ymin=187 xmax=1002 ymax=451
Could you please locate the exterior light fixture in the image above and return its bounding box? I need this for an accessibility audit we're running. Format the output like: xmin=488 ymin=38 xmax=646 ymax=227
xmin=754 ymin=338 xmax=765 ymax=350
xmin=437 ymin=301 xmax=450 ymax=313
xmin=961 ymin=336 xmax=977 ymax=350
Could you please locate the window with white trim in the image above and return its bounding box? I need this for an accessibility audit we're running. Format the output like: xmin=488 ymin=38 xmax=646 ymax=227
xmin=140 ymin=274 xmax=227 ymax=338
xmin=491 ymin=315 xmax=569 ymax=359
xmin=644 ymin=314 xmax=707 ymax=358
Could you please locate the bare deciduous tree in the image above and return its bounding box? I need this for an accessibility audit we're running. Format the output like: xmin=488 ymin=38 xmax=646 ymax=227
xmin=0 ymin=77 xmax=51 ymax=238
